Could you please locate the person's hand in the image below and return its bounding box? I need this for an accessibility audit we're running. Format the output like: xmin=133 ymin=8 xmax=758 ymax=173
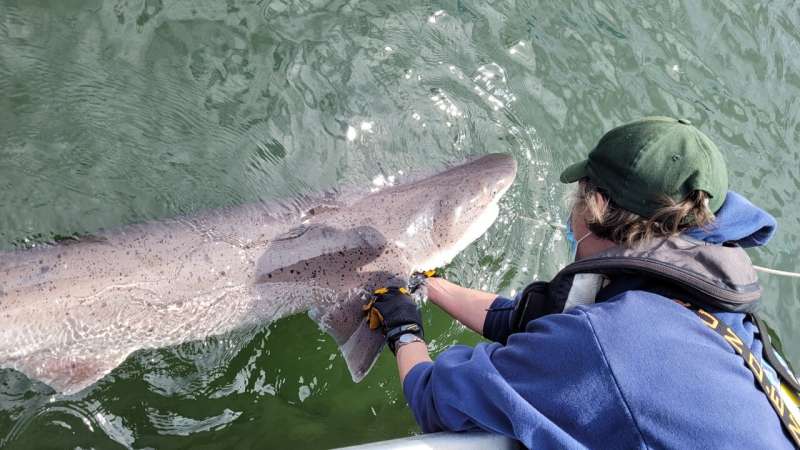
xmin=362 ymin=287 xmax=423 ymax=354
xmin=408 ymin=269 xmax=440 ymax=293
xmin=408 ymin=268 xmax=443 ymax=304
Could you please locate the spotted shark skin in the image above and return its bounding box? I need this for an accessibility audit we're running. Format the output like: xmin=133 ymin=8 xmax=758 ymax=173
xmin=0 ymin=154 xmax=517 ymax=394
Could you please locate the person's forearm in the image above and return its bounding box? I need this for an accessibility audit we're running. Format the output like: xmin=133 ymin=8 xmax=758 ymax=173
xmin=425 ymin=278 xmax=497 ymax=334
xmin=397 ymin=341 xmax=432 ymax=382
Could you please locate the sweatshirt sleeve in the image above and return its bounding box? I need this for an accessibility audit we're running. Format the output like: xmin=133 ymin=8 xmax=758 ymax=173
xmin=481 ymin=296 xmax=515 ymax=343
xmin=402 ymin=308 xmax=643 ymax=448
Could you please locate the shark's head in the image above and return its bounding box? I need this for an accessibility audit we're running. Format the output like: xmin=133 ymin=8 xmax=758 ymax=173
xmin=364 ymin=153 xmax=518 ymax=271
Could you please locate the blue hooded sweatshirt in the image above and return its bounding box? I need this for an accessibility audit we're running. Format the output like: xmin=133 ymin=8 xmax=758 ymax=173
xmin=403 ymin=192 xmax=795 ymax=449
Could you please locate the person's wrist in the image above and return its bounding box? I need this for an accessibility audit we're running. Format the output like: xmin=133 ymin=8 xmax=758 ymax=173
xmin=386 ymin=323 xmax=424 ymax=354
xmin=395 ymin=337 xmax=426 ymax=356
xmin=424 ymin=277 xmax=445 ymax=304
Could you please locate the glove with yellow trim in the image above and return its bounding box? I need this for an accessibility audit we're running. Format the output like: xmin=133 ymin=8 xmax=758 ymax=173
xmin=408 ymin=268 xmax=442 ymax=294
xmin=362 ymin=286 xmax=424 ymax=354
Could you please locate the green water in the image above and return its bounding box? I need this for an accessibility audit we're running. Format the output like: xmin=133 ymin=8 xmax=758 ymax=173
xmin=1 ymin=0 xmax=799 ymax=448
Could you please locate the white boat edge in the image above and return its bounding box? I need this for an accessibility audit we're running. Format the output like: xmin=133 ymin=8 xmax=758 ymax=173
xmin=332 ymin=431 xmax=520 ymax=450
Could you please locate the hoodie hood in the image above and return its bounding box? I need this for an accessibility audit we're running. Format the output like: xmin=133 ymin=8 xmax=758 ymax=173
xmin=685 ymin=191 xmax=777 ymax=247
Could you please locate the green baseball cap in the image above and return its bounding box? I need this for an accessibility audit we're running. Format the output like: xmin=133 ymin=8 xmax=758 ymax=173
xmin=560 ymin=116 xmax=728 ymax=218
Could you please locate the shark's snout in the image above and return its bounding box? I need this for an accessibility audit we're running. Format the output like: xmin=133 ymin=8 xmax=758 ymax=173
xmin=491 ymin=154 xmax=517 ymax=196
xmin=466 ymin=153 xmax=517 ymax=202
xmin=464 ymin=153 xmax=517 ymax=193
xmin=479 ymin=153 xmax=518 ymax=177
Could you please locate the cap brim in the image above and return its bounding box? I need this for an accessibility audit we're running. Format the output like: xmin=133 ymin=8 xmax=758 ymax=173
xmin=560 ymin=160 xmax=589 ymax=183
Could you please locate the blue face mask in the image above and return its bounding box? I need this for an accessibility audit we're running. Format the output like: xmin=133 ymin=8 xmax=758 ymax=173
xmin=566 ymin=215 xmax=592 ymax=261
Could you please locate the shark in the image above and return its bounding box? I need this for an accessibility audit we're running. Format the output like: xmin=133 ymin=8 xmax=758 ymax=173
xmin=0 ymin=153 xmax=517 ymax=394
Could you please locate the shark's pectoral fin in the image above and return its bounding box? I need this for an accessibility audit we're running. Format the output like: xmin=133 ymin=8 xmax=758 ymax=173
xmin=308 ymin=272 xmax=409 ymax=382
xmin=258 ymin=223 xmax=398 ymax=382
xmin=338 ymin=321 xmax=386 ymax=382
xmin=309 ymin=301 xmax=385 ymax=383
xmin=8 ymin=349 xmax=132 ymax=395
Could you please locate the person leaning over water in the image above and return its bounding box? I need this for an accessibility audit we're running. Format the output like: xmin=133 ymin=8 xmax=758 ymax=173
xmin=364 ymin=117 xmax=800 ymax=449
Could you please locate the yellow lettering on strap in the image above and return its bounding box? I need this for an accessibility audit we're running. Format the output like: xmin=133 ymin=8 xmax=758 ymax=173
xmin=697 ymin=309 xmax=719 ymax=330
xmin=723 ymin=327 xmax=744 ymax=354
xmin=789 ymin=412 xmax=800 ymax=445
xmin=748 ymin=352 xmax=764 ymax=384
xmin=673 ymin=299 xmax=692 ymax=308
xmin=767 ymin=385 xmax=786 ymax=416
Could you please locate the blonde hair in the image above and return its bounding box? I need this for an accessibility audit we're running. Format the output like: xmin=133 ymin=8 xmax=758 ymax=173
xmin=572 ymin=179 xmax=715 ymax=247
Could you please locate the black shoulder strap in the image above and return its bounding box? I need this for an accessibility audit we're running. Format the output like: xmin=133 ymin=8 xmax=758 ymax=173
xmin=510 ymin=281 xmax=554 ymax=333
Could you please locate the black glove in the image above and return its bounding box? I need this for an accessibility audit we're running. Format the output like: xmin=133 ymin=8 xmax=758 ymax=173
xmin=408 ymin=268 xmax=442 ymax=293
xmin=362 ymin=287 xmax=424 ymax=354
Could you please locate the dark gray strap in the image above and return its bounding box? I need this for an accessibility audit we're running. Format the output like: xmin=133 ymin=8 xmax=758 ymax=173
xmin=753 ymin=314 xmax=800 ymax=393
